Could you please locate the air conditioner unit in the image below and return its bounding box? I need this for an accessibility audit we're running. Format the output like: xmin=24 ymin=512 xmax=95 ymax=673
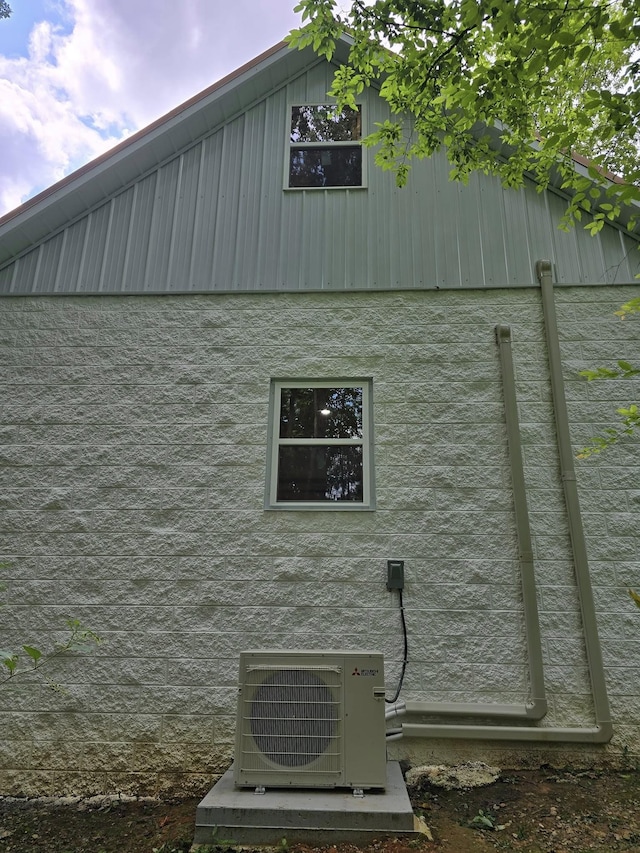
xmin=234 ymin=650 xmax=387 ymax=790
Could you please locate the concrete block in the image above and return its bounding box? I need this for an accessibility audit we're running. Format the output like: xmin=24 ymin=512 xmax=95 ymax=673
xmin=194 ymin=762 xmax=418 ymax=846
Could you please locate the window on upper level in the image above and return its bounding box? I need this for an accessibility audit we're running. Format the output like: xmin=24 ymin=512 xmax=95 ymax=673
xmin=287 ymin=104 xmax=364 ymax=189
xmin=266 ymin=379 xmax=374 ymax=509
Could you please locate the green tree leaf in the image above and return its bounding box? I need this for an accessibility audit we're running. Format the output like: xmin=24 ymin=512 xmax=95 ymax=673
xmin=290 ymin=0 xmax=640 ymax=232
xmin=22 ymin=646 xmax=43 ymax=664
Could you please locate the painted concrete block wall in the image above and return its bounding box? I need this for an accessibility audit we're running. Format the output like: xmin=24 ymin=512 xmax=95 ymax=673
xmin=0 ymin=284 xmax=638 ymax=795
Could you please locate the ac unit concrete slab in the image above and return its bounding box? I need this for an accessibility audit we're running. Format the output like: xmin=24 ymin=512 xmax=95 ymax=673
xmin=193 ymin=761 xmax=420 ymax=847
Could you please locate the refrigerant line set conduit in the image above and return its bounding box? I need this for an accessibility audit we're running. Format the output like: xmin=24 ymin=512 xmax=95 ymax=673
xmin=397 ymin=259 xmax=612 ymax=744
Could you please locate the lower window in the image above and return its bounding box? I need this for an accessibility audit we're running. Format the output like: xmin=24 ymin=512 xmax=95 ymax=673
xmin=266 ymin=380 xmax=374 ymax=510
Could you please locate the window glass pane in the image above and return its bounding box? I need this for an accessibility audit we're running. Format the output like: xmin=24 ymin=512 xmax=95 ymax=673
xmin=290 ymin=105 xmax=361 ymax=142
xmin=279 ymin=387 xmax=363 ymax=438
xmin=289 ymin=147 xmax=362 ymax=188
xmin=277 ymin=446 xmax=363 ymax=502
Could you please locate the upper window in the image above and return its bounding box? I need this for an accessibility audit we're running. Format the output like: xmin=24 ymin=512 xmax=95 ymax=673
xmin=287 ymin=104 xmax=364 ymax=189
xmin=266 ymin=380 xmax=374 ymax=510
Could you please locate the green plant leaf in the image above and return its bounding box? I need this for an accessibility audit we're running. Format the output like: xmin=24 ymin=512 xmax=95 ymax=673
xmin=22 ymin=645 xmax=42 ymax=664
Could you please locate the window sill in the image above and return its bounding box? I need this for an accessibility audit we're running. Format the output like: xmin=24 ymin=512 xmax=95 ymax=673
xmin=265 ymin=503 xmax=376 ymax=511
xmin=283 ymin=185 xmax=368 ymax=191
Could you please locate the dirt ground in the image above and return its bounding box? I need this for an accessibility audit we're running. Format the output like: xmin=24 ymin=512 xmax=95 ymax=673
xmin=1 ymin=767 xmax=640 ymax=853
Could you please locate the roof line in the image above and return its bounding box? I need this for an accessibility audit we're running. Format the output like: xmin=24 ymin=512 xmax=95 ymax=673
xmin=0 ymin=39 xmax=288 ymax=229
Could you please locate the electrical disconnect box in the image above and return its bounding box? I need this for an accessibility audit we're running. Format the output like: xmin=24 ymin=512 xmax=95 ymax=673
xmin=386 ymin=560 xmax=404 ymax=590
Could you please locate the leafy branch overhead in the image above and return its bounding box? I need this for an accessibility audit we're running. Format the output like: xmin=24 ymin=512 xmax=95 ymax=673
xmin=288 ymin=0 xmax=640 ymax=233
xmin=577 ymin=297 xmax=640 ymax=458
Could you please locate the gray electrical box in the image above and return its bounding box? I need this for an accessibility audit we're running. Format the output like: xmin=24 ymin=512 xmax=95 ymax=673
xmin=386 ymin=560 xmax=404 ymax=590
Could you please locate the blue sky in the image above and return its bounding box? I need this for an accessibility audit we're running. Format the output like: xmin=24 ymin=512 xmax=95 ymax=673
xmin=0 ymin=0 xmax=71 ymax=59
xmin=0 ymin=0 xmax=302 ymax=216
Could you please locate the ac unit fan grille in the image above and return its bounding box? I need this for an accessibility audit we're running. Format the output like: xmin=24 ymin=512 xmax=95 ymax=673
xmin=246 ymin=667 xmax=340 ymax=769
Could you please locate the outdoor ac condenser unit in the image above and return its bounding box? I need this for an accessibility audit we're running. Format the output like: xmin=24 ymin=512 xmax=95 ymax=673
xmin=234 ymin=650 xmax=387 ymax=790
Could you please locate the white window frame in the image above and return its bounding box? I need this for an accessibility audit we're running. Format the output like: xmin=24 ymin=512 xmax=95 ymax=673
xmin=284 ymin=103 xmax=367 ymax=190
xmin=265 ymin=378 xmax=375 ymax=510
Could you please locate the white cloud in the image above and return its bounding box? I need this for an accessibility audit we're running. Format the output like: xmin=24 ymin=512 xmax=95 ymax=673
xmin=0 ymin=0 xmax=300 ymax=216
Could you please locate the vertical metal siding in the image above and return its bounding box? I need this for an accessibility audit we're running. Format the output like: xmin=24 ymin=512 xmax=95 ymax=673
xmin=236 ymin=101 xmax=266 ymax=290
xmin=56 ymin=217 xmax=87 ymax=291
xmin=410 ymin=155 xmax=437 ymax=289
xmin=457 ymin=176 xmax=485 ymax=287
xmin=547 ymin=192 xmax=582 ymax=283
xmin=125 ymin=178 xmax=154 ymax=290
xmin=431 ymin=151 xmax=463 ymax=287
xmin=258 ymin=88 xmax=288 ymax=290
xmin=101 ymin=190 xmax=134 ymax=291
xmin=576 ymin=213 xmax=606 ymax=284
xmin=80 ymin=204 xmax=111 ymax=291
xmin=0 ymin=262 xmax=12 ymax=292
xmin=170 ymin=145 xmax=203 ymax=290
xmin=601 ymin=229 xmax=639 ymax=283
xmin=37 ymin=233 xmax=64 ymax=294
xmin=190 ymin=133 xmax=223 ymax=290
xmin=214 ymin=116 xmax=244 ymax=287
xmin=523 ymin=184 xmax=557 ymax=274
xmin=144 ymin=158 xmax=180 ymax=290
xmin=623 ymin=232 xmax=640 ymax=280
xmin=503 ymin=184 xmax=534 ymax=284
xmin=1 ymin=59 xmax=638 ymax=294
xmin=12 ymin=249 xmax=39 ymax=293
xmin=477 ymin=176 xmax=510 ymax=286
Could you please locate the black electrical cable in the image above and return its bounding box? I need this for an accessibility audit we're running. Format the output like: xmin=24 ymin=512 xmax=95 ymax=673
xmin=385 ymin=587 xmax=408 ymax=704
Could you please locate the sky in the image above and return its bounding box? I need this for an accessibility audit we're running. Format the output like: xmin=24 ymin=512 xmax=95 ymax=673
xmin=0 ymin=0 xmax=302 ymax=217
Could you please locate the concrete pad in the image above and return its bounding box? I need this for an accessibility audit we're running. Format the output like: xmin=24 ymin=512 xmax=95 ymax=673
xmin=193 ymin=761 xmax=420 ymax=846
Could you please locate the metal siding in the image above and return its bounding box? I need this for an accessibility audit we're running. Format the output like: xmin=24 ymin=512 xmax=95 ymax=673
xmin=0 ymin=58 xmax=638 ymax=294
xmin=37 ymin=235 xmax=64 ymax=293
xmin=56 ymin=217 xmax=88 ymax=292
xmin=124 ymin=176 xmax=156 ymax=291
xmin=576 ymin=215 xmax=606 ymax=284
xmin=235 ymin=101 xmax=266 ymax=289
xmin=169 ymin=145 xmax=202 ymax=290
xmin=601 ymin=228 xmax=639 ymax=284
xmin=368 ymin=167 xmax=394 ymax=289
xmin=477 ymin=175 xmax=510 ymax=286
xmin=12 ymin=250 xmax=39 ymax=294
xmin=144 ymin=158 xmax=181 ymax=290
xmin=622 ymin=232 xmax=640 ymax=280
xmin=410 ymin=155 xmax=437 ymax=289
xmin=0 ymin=262 xmax=12 ymax=292
xmin=280 ymin=187 xmax=305 ymax=289
xmin=432 ymin=150 xmax=463 ymax=287
xmin=392 ymin=175 xmax=415 ymax=288
xmin=212 ymin=117 xmax=244 ymax=287
xmin=258 ymin=88 xmax=288 ymax=290
xmin=547 ymin=192 xmax=582 ymax=283
xmin=523 ymin=182 xmax=557 ymax=275
xmin=80 ymin=204 xmax=111 ymax=291
xmin=100 ymin=191 xmax=134 ymax=292
xmin=502 ymin=182 xmax=533 ymax=284
xmin=457 ymin=176 xmax=486 ymax=287
xmin=190 ymin=133 xmax=224 ymax=290
xmin=303 ymin=192 xmax=327 ymax=289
